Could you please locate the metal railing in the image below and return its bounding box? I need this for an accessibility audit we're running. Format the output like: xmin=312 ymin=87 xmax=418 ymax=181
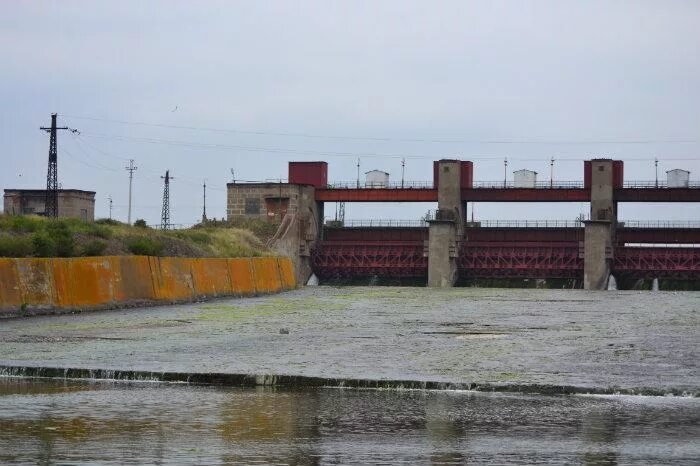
xmin=146 ymin=223 xmax=197 ymax=230
xmin=623 ymin=181 xmax=700 ymax=188
xmin=323 ymin=180 xmax=700 ymax=189
xmin=330 ymin=219 xmax=700 ymax=229
xmin=471 ymin=181 xmax=585 ymax=189
xmin=471 ymin=220 xmax=584 ymax=228
xmin=326 ymin=180 xmax=434 ymax=189
xmin=619 ymin=220 xmax=700 ymax=229
xmin=330 ymin=219 xmax=429 ymax=228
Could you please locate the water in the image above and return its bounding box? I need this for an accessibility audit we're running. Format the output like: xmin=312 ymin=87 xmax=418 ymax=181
xmin=2 ymin=287 xmax=697 ymax=393
xmin=1 ymin=378 xmax=698 ymax=465
xmin=306 ymin=273 xmax=319 ymax=286
xmin=607 ymin=275 xmax=618 ymax=290
xmin=653 ymin=278 xmax=660 ymax=291
xmin=1 ymin=286 xmax=698 ymax=463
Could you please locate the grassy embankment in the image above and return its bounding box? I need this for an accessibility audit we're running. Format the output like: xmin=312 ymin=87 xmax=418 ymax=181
xmin=0 ymin=215 xmax=279 ymax=258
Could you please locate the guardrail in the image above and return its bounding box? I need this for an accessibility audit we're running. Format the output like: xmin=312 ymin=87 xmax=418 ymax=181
xmin=622 ymin=181 xmax=700 ymax=188
xmin=471 ymin=220 xmax=584 ymax=228
xmin=620 ymin=221 xmax=700 ymax=228
xmin=323 ymin=180 xmax=700 ymax=189
xmin=330 ymin=219 xmax=429 ymax=228
xmin=471 ymin=181 xmax=585 ymax=189
xmin=327 ymin=219 xmax=700 ymax=229
xmin=327 ymin=180 xmax=434 ymax=189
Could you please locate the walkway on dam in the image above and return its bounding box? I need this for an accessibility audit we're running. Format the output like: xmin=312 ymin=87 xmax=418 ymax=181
xmin=1 ymin=287 xmax=697 ymax=395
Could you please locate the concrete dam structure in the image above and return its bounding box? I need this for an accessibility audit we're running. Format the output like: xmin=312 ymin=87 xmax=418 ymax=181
xmin=228 ymin=159 xmax=700 ymax=290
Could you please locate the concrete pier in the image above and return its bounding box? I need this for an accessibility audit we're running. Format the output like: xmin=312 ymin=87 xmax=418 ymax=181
xmin=427 ymin=220 xmax=457 ymax=287
xmin=584 ymin=159 xmax=616 ymax=289
xmin=428 ymin=160 xmax=463 ymax=287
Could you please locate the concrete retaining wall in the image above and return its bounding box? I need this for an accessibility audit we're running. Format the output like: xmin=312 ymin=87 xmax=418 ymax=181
xmin=0 ymin=256 xmax=296 ymax=316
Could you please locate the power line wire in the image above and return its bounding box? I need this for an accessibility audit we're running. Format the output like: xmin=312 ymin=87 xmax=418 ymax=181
xmin=60 ymin=114 xmax=699 ymax=145
xmin=77 ymin=131 xmax=700 ymax=162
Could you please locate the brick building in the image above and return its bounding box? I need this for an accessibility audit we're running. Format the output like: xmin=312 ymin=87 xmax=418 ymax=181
xmin=3 ymin=189 xmax=96 ymax=222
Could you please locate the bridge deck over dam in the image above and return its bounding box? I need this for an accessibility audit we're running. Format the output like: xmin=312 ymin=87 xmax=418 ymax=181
xmin=228 ymin=159 xmax=700 ymax=288
xmin=315 ymin=182 xmax=700 ymax=203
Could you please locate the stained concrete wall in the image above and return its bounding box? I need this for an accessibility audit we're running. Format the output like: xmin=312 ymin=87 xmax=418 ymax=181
xmin=427 ymin=221 xmax=457 ymax=287
xmin=583 ymin=221 xmax=612 ymax=290
xmin=0 ymin=256 xmax=296 ymax=316
xmin=589 ymin=160 xmax=615 ymax=222
xmin=436 ymin=160 xmax=464 ymax=232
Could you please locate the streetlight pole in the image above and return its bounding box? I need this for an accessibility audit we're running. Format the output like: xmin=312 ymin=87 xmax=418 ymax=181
xmin=550 ymin=157 xmax=555 ymax=188
xmin=655 ymin=158 xmax=659 ymax=188
xmin=401 ymin=157 xmax=405 ymax=188
xmin=503 ymin=157 xmax=508 ymax=188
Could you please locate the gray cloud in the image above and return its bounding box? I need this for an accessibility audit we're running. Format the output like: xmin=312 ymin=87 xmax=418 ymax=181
xmin=2 ymin=0 xmax=698 ymax=224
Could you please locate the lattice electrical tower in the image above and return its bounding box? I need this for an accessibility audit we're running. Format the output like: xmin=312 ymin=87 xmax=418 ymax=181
xmin=40 ymin=113 xmax=78 ymax=218
xmin=160 ymin=170 xmax=173 ymax=230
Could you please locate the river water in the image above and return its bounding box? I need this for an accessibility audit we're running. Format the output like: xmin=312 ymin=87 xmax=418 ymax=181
xmin=1 ymin=286 xmax=698 ymax=463
xmin=1 ymin=378 xmax=698 ymax=465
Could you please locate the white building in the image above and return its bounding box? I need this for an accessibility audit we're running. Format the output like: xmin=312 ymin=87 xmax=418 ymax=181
xmin=365 ymin=170 xmax=389 ymax=188
xmin=666 ymin=169 xmax=690 ymax=188
xmin=513 ymin=169 xmax=537 ymax=188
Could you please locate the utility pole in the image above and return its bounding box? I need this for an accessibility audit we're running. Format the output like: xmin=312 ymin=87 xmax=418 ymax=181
xmin=356 ymin=157 xmax=361 ymax=188
xmin=40 ymin=113 xmax=77 ymax=218
xmin=401 ymin=157 xmax=405 ymax=188
xmin=202 ymin=180 xmax=207 ymax=223
xmin=125 ymin=159 xmax=137 ymax=224
xmin=160 ymin=170 xmax=173 ymax=230
xmin=108 ymin=195 xmax=113 ymax=220
xmin=655 ymin=158 xmax=659 ymax=188
xmin=503 ymin=157 xmax=508 ymax=188
xmin=550 ymin=157 xmax=555 ymax=188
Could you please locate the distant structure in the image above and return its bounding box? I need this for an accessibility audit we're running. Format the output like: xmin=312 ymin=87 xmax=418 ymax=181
xmin=365 ymin=170 xmax=389 ymax=188
xmin=513 ymin=169 xmax=537 ymax=188
xmin=160 ymin=170 xmax=173 ymax=230
xmin=202 ymin=180 xmax=207 ymax=223
xmin=667 ymin=169 xmax=690 ymax=188
xmin=39 ymin=113 xmax=78 ymax=218
xmin=3 ymin=189 xmax=95 ymax=221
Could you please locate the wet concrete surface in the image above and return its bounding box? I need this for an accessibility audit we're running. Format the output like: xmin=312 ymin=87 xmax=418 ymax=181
xmin=1 ymin=287 xmax=698 ymax=393
xmin=0 ymin=378 xmax=698 ymax=465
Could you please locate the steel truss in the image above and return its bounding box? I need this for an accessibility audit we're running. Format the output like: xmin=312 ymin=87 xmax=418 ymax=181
xmin=614 ymin=247 xmax=700 ymax=280
xmin=457 ymin=244 xmax=582 ymax=278
xmin=311 ymin=241 xmax=427 ymax=278
xmin=311 ymin=241 xmax=699 ymax=281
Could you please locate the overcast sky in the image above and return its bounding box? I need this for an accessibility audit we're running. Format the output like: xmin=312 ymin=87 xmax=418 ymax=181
xmin=1 ymin=1 xmax=699 ymax=224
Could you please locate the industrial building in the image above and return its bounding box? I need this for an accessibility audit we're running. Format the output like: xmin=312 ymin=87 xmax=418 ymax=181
xmin=3 ymin=189 xmax=96 ymax=221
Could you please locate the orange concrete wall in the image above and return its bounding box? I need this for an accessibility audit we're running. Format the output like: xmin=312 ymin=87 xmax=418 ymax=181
xmin=228 ymin=258 xmax=256 ymax=295
xmin=0 ymin=256 xmax=296 ymax=314
xmin=0 ymin=259 xmax=22 ymax=309
xmin=251 ymin=257 xmax=283 ymax=293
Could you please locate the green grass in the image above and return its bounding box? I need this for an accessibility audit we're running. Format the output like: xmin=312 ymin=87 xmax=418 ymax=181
xmin=0 ymin=214 xmax=272 ymax=259
xmin=125 ymin=236 xmax=164 ymax=256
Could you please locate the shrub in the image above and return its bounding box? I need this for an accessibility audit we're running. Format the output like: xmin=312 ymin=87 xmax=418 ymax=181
xmin=95 ymin=218 xmax=121 ymax=226
xmin=126 ymin=236 xmax=163 ymax=256
xmin=81 ymin=239 xmax=108 ymax=256
xmin=31 ymin=232 xmax=56 ymax=257
xmin=0 ymin=235 xmax=34 ymax=257
xmin=134 ymin=219 xmax=148 ymax=228
xmin=172 ymin=230 xmax=211 ymax=245
xmin=46 ymin=221 xmax=75 ymax=257
xmin=83 ymin=223 xmax=112 ymax=239
xmin=3 ymin=215 xmax=44 ymax=233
